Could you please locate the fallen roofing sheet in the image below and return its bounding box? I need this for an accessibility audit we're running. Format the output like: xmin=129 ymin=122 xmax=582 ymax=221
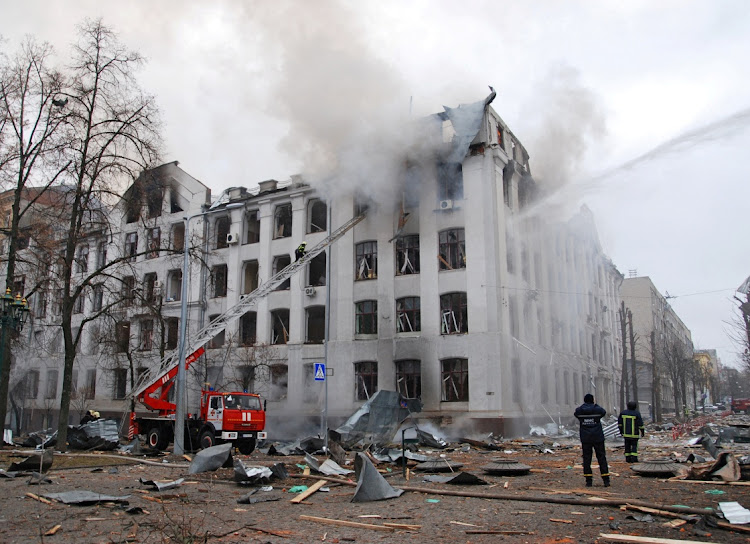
xmin=188 ymin=443 xmax=233 ymax=474
xmin=335 ymin=390 xmax=418 ymax=445
xmin=351 ymin=453 xmax=404 ymax=503
xmin=43 ymin=491 xmax=130 ymax=505
xmin=139 ymin=477 xmax=184 ymax=491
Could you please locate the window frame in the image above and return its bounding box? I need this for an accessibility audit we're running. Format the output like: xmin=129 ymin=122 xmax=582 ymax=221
xmin=395 ymin=234 xmax=420 ymax=275
xmin=395 ymin=359 xmax=421 ymax=399
xmin=440 ymin=292 xmax=468 ymax=334
xmin=396 ymin=296 xmax=421 ymax=333
xmin=438 ymin=228 xmax=466 ymax=271
xmin=441 ymin=358 xmax=469 ymax=402
xmin=354 ymin=361 xmax=378 ymax=401
xmin=355 ymin=241 xmax=378 ymax=280
xmin=355 ymin=300 xmax=378 ymax=335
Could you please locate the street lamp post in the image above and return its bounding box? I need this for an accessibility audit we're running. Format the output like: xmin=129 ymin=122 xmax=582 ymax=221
xmin=0 ymin=289 xmax=30 ymax=431
xmin=174 ymin=203 xmax=242 ymax=455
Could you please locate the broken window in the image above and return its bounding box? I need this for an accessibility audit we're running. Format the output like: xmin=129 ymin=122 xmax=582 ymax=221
xmin=207 ymin=314 xmax=225 ymax=349
xmin=143 ymin=272 xmax=158 ymax=305
xmin=496 ymin=124 xmax=504 ymax=148
xmin=395 ymin=360 xmax=421 ymax=399
xmin=244 ymin=210 xmax=260 ymax=244
xmin=45 ymin=369 xmax=58 ymax=399
xmin=440 ymin=292 xmax=468 ymax=335
xmin=355 ymin=300 xmax=377 ymax=335
xmin=116 ymin=321 xmax=130 ymax=353
xmin=441 ymin=358 xmax=468 ymax=402
xmin=438 ymin=228 xmax=465 ymax=270
xmin=396 ymin=297 xmax=420 ymax=333
xmin=169 ymin=186 xmax=183 ymax=213
xmin=307 ymin=199 xmax=327 ymax=233
xmin=305 ymin=306 xmax=325 ymax=344
xmin=166 ymin=270 xmax=182 ymax=302
xmin=240 ymin=311 xmax=256 ymax=346
xmin=215 ymin=216 xmax=230 ymax=249
xmin=395 ymin=235 xmax=420 ymax=275
xmin=97 ymin=241 xmax=107 ymax=269
xmin=75 ymin=245 xmax=89 ymax=274
xmin=146 ymin=184 xmax=163 ymax=218
xmin=84 ymin=369 xmax=96 ymax=400
xmin=122 ymin=276 xmax=135 ymax=307
xmin=437 ymin=162 xmax=463 ymax=201
xmin=273 ymin=255 xmax=291 ymax=290
xmin=125 ymin=185 xmax=142 ymax=223
xmin=166 ymin=317 xmax=179 ymax=350
xmin=269 ymin=364 xmax=288 ymax=401
xmin=147 ymin=227 xmax=160 ymax=259
xmin=140 ymin=319 xmax=154 ymax=351
xmin=273 ymin=203 xmax=292 ymax=239
xmin=211 ymin=264 xmax=228 ymax=298
xmin=124 ymin=232 xmax=138 ymax=262
xmin=354 ymin=196 xmax=370 ymax=216
xmin=92 ymin=284 xmax=103 ymax=312
xmin=271 ymin=309 xmax=290 ymax=345
xmin=354 ymin=361 xmax=377 ymax=401
xmin=355 ymin=241 xmax=377 ymax=280
xmin=242 ymin=260 xmax=259 ymax=294
xmin=172 ymin=223 xmax=185 ymax=251
xmin=113 ymin=368 xmax=128 ymax=399
xmin=308 ymin=253 xmax=326 ymax=286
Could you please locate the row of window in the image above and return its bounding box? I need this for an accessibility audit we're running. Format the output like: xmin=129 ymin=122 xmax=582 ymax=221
xmin=356 ymin=293 xmax=468 ymax=335
xmin=18 ymin=368 xmax=97 ymax=402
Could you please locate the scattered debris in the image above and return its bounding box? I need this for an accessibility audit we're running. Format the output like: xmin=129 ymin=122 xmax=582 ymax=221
xmin=139 ymin=477 xmax=185 ymax=491
xmin=334 ymin=390 xmax=419 ymax=446
xmin=290 ymin=479 xmax=328 ymax=503
xmin=414 ymin=459 xmax=463 ymax=473
xmin=481 ymin=458 xmax=531 ymax=476
xmin=299 ymin=514 xmax=395 ymax=532
xmin=719 ymin=501 xmax=750 ymax=524
xmin=351 ymin=453 xmax=404 ymax=502
xmin=43 ymin=491 xmax=130 ymax=505
xmin=423 ymin=472 xmax=487 ymax=485
xmin=233 ymin=459 xmax=272 ymax=483
xmin=9 ymin=450 xmax=53 ymax=472
xmin=416 ymin=429 xmax=446 ymax=449
xmin=188 ymin=443 xmax=233 ymax=474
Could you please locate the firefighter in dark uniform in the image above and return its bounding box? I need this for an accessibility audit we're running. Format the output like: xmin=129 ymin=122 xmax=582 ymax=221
xmin=295 ymin=241 xmax=307 ymax=261
xmin=574 ymin=393 xmax=610 ymax=487
xmin=618 ymin=400 xmax=645 ymax=463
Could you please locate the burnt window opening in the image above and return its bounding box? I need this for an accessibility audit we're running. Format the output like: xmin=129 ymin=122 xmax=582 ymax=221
xmin=146 ymin=185 xmax=163 ymax=218
xmin=166 ymin=317 xmax=179 ymax=350
xmin=207 ymin=314 xmax=225 ymax=349
xmin=438 ymin=228 xmax=465 ymax=270
xmin=172 ymin=223 xmax=185 ymax=252
xmin=113 ymin=368 xmax=128 ymax=399
xmin=242 ymin=260 xmax=259 ymax=294
xmin=396 ymin=296 xmax=420 ymax=333
xmin=355 ymin=241 xmax=377 ymax=280
xmin=308 ymin=253 xmax=326 ymax=287
xmin=271 ymin=309 xmax=290 ymax=345
xmin=244 ymin=210 xmax=260 ymax=244
xmin=122 ymin=276 xmax=135 ymax=307
xmin=147 ymin=227 xmax=160 ymax=259
xmin=270 ymin=364 xmax=288 ymax=401
xmin=116 ymin=321 xmax=130 ymax=353
xmin=355 ymin=300 xmax=377 ymax=335
xmin=354 ymin=361 xmax=377 ymax=401
xmin=125 ymin=232 xmax=138 ymax=262
xmin=143 ymin=272 xmax=158 ymax=306
xmin=395 ymin=360 xmax=421 ymax=399
xmin=75 ymin=245 xmax=89 ymax=274
xmin=273 ymin=255 xmax=291 ymax=290
xmin=437 ymin=162 xmax=463 ymax=201
xmin=305 ymin=306 xmax=325 ymax=344
xmin=441 ymin=358 xmax=468 ymax=402
xmin=140 ymin=319 xmax=154 ymax=351
xmin=307 ymin=200 xmax=327 ymax=233
xmin=440 ymin=292 xmax=468 ymax=334
xmin=274 ymin=204 xmax=292 ymax=239
xmin=354 ymin=196 xmax=371 ymax=217
xmin=166 ymin=270 xmax=182 ymax=302
xmin=169 ymin=186 xmax=183 ymax=213
xmin=395 ymin=235 xmax=420 ymax=275
xmin=496 ymin=124 xmax=504 ymax=148
xmin=215 ymin=216 xmax=230 ymax=249
xmin=240 ymin=311 xmax=256 ymax=346
xmin=125 ymin=184 xmax=143 ymax=223
xmin=211 ymin=264 xmax=228 ymax=298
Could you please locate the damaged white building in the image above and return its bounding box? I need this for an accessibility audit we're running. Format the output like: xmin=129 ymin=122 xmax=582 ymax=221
xmin=6 ymin=95 xmax=624 ymax=436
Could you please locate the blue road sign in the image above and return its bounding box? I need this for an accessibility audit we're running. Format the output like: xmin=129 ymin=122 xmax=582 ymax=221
xmin=314 ymin=363 xmax=326 ymax=381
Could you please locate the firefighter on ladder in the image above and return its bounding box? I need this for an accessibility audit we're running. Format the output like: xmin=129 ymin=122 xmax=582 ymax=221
xmin=618 ymin=400 xmax=645 ymax=463
xmin=295 ymin=241 xmax=307 ymax=261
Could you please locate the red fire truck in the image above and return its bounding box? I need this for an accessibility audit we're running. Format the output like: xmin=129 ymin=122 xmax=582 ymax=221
xmin=731 ymin=398 xmax=750 ymax=414
xmin=131 ymin=347 xmax=266 ymax=454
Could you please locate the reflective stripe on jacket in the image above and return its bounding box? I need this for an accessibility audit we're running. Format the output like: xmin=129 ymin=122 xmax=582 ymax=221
xmin=618 ymin=409 xmax=644 ymax=438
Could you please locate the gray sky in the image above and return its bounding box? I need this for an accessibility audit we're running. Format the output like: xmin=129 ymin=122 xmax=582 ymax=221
xmin=3 ymin=0 xmax=749 ymax=368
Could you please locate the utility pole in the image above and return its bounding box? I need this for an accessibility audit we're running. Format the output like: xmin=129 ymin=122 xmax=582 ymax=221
xmin=628 ymin=309 xmax=638 ymax=404
xmin=619 ymin=301 xmax=628 ymax=412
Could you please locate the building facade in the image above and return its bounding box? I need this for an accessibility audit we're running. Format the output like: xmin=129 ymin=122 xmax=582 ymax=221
xmin=5 ymin=98 xmax=624 ymax=437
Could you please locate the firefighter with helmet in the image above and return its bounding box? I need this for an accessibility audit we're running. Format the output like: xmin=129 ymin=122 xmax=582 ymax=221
xmin=295 ymin=241 xmax=307 ymax=261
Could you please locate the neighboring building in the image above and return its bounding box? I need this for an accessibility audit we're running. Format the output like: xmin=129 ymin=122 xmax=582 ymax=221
xmin=4 ymin=98 xmax=624 ymax=437
xmin=693 ymin=349 xmax=721 ymax=407
xmin=621 ymin=276 xmax=694 ymax=418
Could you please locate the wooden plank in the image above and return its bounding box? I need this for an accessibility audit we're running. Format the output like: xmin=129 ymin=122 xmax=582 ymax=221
xmin=290 ymin=480 xmax=327 ymax=504
xmin=25 ymin=493 xmax=52 ymax=505
xmin=44 ymin=524 xmax=62 ymax=536
xmin=599 ymin=534 xmax=721 ymax=544
xmin=383 ymin=522 xmax=421 ymax=530
xmin=466 ymin=530 xmax=534 ymax=535
xmin=299 ymin=515 xmax=395 ymax=532
xmin=550 ymin=519 xmax=574 ymax=524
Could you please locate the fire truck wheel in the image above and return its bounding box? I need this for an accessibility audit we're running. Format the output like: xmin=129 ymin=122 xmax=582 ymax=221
xmin=147 ymin=426 xmax=168 ymax=450
xmin=200 ymin=429 xmax=215 ymax=449
xmin=238 ymin=438 xmax=256 ymax=455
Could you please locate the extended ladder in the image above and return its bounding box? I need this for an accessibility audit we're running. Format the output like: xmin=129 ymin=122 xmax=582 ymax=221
xmin=131 ymin=212 xmax=366 ymax=401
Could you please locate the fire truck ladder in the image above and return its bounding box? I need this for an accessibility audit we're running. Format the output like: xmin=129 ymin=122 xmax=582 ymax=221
xmin=130 ymin=212 xmax=366 ymax=402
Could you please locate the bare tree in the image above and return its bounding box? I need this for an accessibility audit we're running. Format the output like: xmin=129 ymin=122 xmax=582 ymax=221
xmin=54 ymin=20 xmax=161 ymax=451
xmin=627 ymin=309 xmax=638 ymax=403
xmin=662 ymin=339 xmax=690 ymax=418
xmin=728 ymin=282 xmax=750 ymax=373
xmin=0 ymin=37 xmax=68 ymax=436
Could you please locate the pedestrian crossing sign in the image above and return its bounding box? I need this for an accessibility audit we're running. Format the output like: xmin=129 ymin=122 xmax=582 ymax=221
xmin=314 ymin=363 xmax=326 ymax=381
